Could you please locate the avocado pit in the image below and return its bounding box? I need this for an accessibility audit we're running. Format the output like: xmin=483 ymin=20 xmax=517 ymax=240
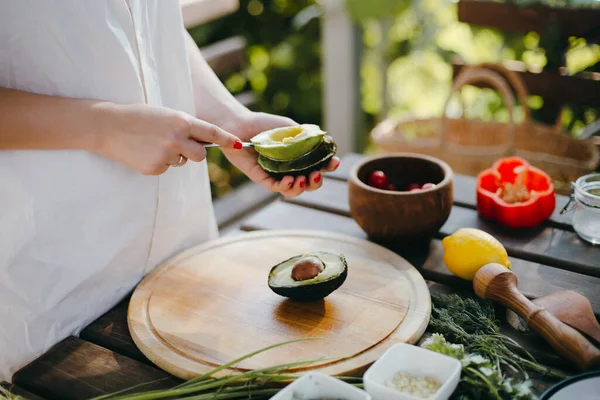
xmin=291 ymin=256 xmax=324 ymax=281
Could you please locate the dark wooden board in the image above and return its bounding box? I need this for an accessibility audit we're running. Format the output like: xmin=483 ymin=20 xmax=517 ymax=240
xmin=329 ymin=154 xmax=574 ymax=229
xmin=452 ymin=59 xmax=600 ymax=108
xmin=1 ymin=382 xmax=47 ymax=400
xmin=234 ymin=91 xmax=256 ymax=109
xmin=13 ymin=337 xmax=179 ymax=400
xmin=327 ymin=153 xmax=364 ymax=182
xmin=79 ymin=298 xmax=150 ymax=366
xmin=240 ymin=201 xmax=600 ymax=317
xmin=200 ymin=36 xmax=246 ymax=78
xmin=286 ymin=178 xmax=598 ymax=277
xmin=212 ymin=179 xmax=279 ymax=230
xmin=457 ymin=0 xmax=600 ymax=41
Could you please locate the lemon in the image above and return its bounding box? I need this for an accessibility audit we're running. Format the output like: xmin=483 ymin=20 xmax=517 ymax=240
xmin=441 ymin=228 xmax=511 ymax=280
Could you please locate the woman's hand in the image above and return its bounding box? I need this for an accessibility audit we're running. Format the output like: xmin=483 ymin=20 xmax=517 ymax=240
xmin=94 ymin=103 xmax=242 ymax=175
xmin=220 ymin=111 xmax=340 ymax=198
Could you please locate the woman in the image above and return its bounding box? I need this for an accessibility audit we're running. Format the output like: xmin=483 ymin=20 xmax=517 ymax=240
xmin=0 ymin=1 xmax=339 ymax=381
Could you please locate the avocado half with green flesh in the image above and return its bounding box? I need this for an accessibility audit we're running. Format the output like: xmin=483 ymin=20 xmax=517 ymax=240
xmin=258 ymin=136 xmax=337 ymax=180
xmin=268 ymin=252 xmax=347 ymax=302
xmin=251 ymin=124 xmax=325 ymax=161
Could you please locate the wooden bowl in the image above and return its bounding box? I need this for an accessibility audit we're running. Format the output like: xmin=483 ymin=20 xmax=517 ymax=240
xmin=348 ymin=153 xmax=453 ymax=250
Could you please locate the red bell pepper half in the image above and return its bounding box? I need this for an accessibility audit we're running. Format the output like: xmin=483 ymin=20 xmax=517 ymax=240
xmin=476 ymin=157 xmax=556 ymax=228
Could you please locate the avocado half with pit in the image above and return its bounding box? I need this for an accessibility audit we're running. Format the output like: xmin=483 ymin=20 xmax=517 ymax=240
xmin=267 ymin=251 xmax=347 ymax=302
xmin=251 ymin=124 xmax=337 ymax=179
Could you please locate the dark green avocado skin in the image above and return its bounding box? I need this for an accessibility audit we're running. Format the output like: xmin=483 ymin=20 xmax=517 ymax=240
xmin=263 ymin=155 xmax=335 ymax=181
xmin=258 ymin=137 xmax=337 ymax=180
xmin=269 ymin=268 xmax=347 ymax=302
xmin=267 ymin=253 xmax=348 ymax=302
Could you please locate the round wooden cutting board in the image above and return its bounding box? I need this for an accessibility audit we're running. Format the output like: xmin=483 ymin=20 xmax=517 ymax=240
xmin=128 ymin=230 xmax=431 ymax=380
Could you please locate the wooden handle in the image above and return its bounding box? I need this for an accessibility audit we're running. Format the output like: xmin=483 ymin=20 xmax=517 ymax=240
xmin=473 ymin=263 xmax=600 ymax=371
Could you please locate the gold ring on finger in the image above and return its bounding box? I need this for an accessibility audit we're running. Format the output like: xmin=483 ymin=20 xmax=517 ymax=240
xmin=171 ymin=155 xmax=187 ymax=167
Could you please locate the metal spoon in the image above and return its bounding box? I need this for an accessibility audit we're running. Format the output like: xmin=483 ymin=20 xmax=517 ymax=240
xmin=200 ymin=142 xmax=254 ymax=148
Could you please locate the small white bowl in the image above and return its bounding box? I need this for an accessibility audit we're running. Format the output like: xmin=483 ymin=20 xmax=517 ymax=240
xmin=270 ymin=371 xmax=372 ymax=400
xmin=363 ymin=343 xmax=461 ymax=400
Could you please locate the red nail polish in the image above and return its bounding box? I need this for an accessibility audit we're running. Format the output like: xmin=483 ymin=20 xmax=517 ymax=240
xmin=234 ymin=140 xmax=242 ymax=150
xmin=314 ymin=173 xmax=321 ymax=183
xmin=300 ymin=179 xmax=306 ymax=188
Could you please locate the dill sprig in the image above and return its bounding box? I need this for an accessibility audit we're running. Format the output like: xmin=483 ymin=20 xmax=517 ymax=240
xmin=429 ymin=293 xmax=568 ymax=380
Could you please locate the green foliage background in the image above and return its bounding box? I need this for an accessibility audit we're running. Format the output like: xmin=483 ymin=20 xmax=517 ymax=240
xmin=188 ymin=0 xmax=600 ymax=198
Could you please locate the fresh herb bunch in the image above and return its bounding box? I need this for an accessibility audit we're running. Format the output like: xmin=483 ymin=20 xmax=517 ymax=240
xmin=423 ymin=333 xmax=537 ymax=400
xmin=429 ymin=293 xmax=566 ymax=380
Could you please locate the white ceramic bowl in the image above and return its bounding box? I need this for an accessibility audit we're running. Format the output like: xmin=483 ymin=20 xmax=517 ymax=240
xmin=270 ymin=371 xmax=372 ymax=400
xmin=363 ymin=343 xmax=461 ymax=400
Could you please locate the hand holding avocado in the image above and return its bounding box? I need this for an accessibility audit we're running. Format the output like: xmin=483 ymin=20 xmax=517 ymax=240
xmin=220 ymin=111 xmax=339 ymax=198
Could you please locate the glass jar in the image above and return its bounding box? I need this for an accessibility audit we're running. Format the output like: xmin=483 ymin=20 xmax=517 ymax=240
xmin=568 ymin=173 xmax=600 ymax=245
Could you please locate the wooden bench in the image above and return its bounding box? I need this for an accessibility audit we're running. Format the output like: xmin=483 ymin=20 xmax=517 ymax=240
xmin=454 ymin=0 xmax=600 ymax=126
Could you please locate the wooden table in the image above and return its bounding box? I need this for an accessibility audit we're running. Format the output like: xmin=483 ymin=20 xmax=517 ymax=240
xmin=3 ymin=153 xmax=600 ymax=400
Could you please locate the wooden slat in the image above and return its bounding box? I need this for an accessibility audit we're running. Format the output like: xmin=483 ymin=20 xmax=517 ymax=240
xmin=240 ymin=201 xmax=600 ymax=317
xmin=234 ymin=91 xmax=257 ymax=109
xmin=457 ymin=0 xmax=600 ymax=41
xmin=79 ymin=298 xmax=149 ymax=365
xmin=181 ymin=0 xmax=239 ymax=28
xmin=213 ymin=180 xmax=279 ymax=230
xmin=327 ymin=152 xmax=363 ymax=181
xmin=13 ymin=338 xmax=179 ymax=400
xmin=1 ymin=382 xmax=46 ymax=400
xmin=201 ymin=36 xmax=246 ymax=77
xmin=452 ymin=59 xmax=600 ymax=107
xmin=285 ymin=179 xmax=599 ymax=277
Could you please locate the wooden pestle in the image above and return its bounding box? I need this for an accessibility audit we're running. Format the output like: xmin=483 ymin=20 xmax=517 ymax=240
xmin=473 ymin=263 xmax=600 ymax=371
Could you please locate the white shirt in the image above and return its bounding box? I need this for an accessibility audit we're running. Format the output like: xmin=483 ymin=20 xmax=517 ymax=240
xmin=0 ymin=0 xmax=218 ymax=381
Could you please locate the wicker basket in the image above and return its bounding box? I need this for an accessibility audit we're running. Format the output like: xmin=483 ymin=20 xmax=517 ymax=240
xmin=371 ymin=63 xmax=600 ymax=194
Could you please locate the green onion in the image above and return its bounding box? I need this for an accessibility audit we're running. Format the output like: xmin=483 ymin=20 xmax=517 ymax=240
xmin=0 ymin=387 xmax=27 ymax=400
xmin=88 ymin=337 xmax=363 ymax=400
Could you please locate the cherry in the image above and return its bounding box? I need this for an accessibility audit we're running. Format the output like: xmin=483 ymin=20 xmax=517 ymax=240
xmin=406 ymin=183 xmax=421 ymax=191
xmin=368 ymin=170 xmax=388 ymax=189
xmin=421 ymin=183 xmax=436 ymax=190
